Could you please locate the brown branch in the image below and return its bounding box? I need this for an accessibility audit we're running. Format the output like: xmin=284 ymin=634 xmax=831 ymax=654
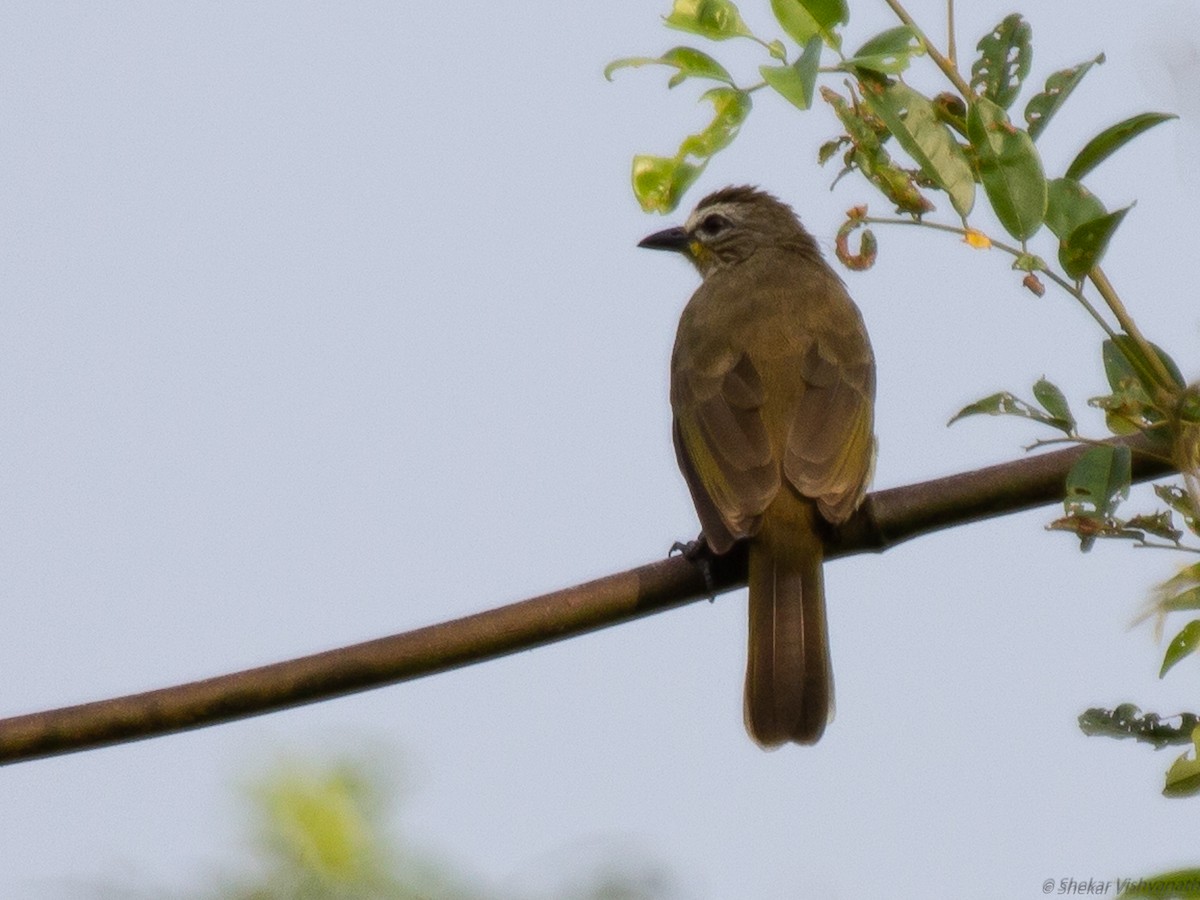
xmin=0 ymin=435 xmax=1175 ymax=766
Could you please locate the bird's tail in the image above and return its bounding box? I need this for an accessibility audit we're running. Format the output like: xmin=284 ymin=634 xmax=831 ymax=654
xmin=744 ymin=502 xmax=832 ymax=747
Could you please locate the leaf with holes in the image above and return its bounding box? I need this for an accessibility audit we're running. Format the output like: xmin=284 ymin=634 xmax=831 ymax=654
xmin=947 ymin=390 xmax=1072 ymax=435
xmin=1157 ymin=487 xmax=1200 ymax=537
xmin=971 ymin=14 xmax=1033 ymax=110
xmin=1063 ymin=444 xmax=1131 ymax=544
xmin=1024 ymin=54 xmax=1104 ymax=140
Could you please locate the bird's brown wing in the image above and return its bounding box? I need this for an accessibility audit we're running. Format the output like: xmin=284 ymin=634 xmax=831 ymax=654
xmin=782 ymin=323 xmax=876 ymax=524
xmin=672 ymin=351 xmax=778 ymax=554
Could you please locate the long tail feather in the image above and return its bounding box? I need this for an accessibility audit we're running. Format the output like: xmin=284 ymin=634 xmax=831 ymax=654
xmin=744 ymin=508 xmax=832 ymax=747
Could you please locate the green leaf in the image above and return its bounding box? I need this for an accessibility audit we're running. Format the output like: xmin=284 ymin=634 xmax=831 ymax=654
xmin=665 ymin=0 xmax=754 ymax=41
xmin=1104 ymin=335 xmax=1186 ymax=393
xmin=1058 ymin=205 xmax=1131 ymax=280
xmin=1024 ymin=54 xmax=1105 ymax=141
xmin=1093 ymin=337 xmax=1181 ymax=436
xmin=1044 ymin=177 xmax=1106 ymax=241
xmin=759 ymin=36 xmax=822 ymax=110
xmin=1065 ymin=443 xmax=1131 ymax=522
xmin=947 ymin=389 xmax=1073 ymax=435
xmin=970 ymin=14 xmax=1033 ymax=110
xmin=1161 ymin=620 xmax=1200 ymax=678
xmin=605 ymin=46 xmax=736 ymax=87
xmin=632 ymin=156 xmax=704 ymax=213
xmin=769 ymin=0 xmax=847 ymax=50
xmin=1065 ymin=112 xmax=1178 ymax=181
xmin=1103 ymin=337 xmax=1148 ymax=395
xmin=679 ymin=87 xmax=753 ymax=157
xmin=1033 ymin=377 xmax=1075 ymax=434
xmin=842 ymin=25 xmax=923 ymax=74
xmin=862 ymin=82 xmax=974 ymax=218
xmin=948 ymin=391 xmax=1023 ymax=425
xmin=1164 ymin=747 xmax=1200 ymax=799
xmin=967 ymin=96 xmax=1047 ymax=240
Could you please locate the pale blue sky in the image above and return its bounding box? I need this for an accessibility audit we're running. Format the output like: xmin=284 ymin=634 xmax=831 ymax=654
xmin=1 ymin=2 xmax=1198 ymax=897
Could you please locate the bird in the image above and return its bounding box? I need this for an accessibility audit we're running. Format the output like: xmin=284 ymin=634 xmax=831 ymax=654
xmin=639 ymin=185 xmax=876 ymax=747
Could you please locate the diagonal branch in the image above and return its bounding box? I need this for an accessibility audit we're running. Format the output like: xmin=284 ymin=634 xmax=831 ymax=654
xmin=0 ymin=435 xmax=1175 ymax=766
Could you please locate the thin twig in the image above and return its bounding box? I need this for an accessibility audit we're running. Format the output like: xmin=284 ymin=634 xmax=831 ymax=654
xmin=882 ymin=0 xmax=972 ymax=97
xmin=861 ymin=215 xmax=1118 ymax=338
xmin=946 ymin=0 xmax=957 ymax=69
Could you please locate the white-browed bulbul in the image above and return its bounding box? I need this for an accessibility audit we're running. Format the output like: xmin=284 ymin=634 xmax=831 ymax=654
xmin=640 ymin=186 xmax=876 ymax=747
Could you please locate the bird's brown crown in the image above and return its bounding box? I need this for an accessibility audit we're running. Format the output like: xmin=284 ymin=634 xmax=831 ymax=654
xmin=684 ymin=185 xmax=821 ymax=275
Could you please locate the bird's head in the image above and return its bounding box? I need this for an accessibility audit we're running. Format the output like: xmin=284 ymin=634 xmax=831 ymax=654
xmin=638 ymin=185 xmax=819 ymax=277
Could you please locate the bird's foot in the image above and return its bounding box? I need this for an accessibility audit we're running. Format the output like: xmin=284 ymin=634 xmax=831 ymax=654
xmin=670 ymin=535 xmax=716 ymax=601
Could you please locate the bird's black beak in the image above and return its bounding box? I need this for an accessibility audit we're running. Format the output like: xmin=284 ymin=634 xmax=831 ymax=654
xmin=638 ymin=225 xmax=690 ymax=253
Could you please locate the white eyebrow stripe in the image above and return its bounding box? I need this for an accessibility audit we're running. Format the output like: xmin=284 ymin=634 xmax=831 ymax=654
xmin=685 ymin=201 xmax=741 ymax=232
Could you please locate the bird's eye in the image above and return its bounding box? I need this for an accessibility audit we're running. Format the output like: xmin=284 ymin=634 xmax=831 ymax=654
xmin=697 ymin=213 xmax=731 ymax=238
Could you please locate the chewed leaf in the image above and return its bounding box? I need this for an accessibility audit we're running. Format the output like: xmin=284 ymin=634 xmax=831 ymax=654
xmin=1024 ymin=54 xmax=1104 ymax=140
xmin=971 ymin=14 xmax=1032 ymax=110
xmin=948 ymin=388 xmax=1073 ymax=435
xmin=1065 ymin=444 xmax=1131 ymax=520
xmin=1157 ymin=487 xmax=1200 ymax=537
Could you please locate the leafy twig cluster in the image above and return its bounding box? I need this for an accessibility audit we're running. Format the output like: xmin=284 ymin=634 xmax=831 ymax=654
xmin=611 ymin=0 xmax=1200 ymax=794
